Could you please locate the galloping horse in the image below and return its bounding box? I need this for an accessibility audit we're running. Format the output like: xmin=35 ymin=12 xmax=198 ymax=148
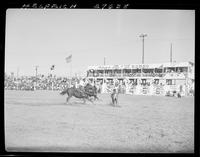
xmin=60 ymin=85 xmax=98 ymax=104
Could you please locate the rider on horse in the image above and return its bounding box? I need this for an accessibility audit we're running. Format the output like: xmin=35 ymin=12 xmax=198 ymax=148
xmin=60 ymin=79 xmax=98 ymax=103
xmin=76 ymin=79 xmax=97 ymax=98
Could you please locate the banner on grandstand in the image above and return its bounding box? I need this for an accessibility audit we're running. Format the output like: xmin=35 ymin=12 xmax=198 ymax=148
xmin=142 ymin=86 xmax=149 ymax=94
xmin=88 ymin=63 xmax=166 ymax=70
xmin=66 ymin=54 xmax=72 ymax=63
xmin=154 ymin=85 xmax=165 ymax=95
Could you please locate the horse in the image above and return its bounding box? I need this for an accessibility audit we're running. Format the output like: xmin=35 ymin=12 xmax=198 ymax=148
xmin=111 ymin=89 xmax=119 ymax=107
xmin=60 ymin=87 xmax=93 ymax=104
xmin=60 ymin=85 xmax=98 ymax=104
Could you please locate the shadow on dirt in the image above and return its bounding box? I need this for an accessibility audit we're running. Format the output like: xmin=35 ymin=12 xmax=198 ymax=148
xmin=107 ymin=102 xmax=121 ymax=108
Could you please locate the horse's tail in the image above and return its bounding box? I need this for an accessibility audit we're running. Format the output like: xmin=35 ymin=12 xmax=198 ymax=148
xmin=60 ymin=88 xmax=69 ymax=95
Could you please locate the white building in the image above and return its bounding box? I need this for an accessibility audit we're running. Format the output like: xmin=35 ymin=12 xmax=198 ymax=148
xmin=86 ymin=61 xmax=194 ymax=96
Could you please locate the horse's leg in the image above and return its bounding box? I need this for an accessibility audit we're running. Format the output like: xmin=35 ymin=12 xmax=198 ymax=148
xmin=87 ymin=97 xmax=94 ymax=104
xmin=94 ymin=95 xmax=99 ymax=101
xmin=82 ymin=98 xmax=86 ymax=104
xmin=111 ymin=94 xmax=113 ymax=105
xmin=66 ymin=95 xmax=72 ymax=104
xmin=115 ymin=98 xmax=118 ymax=107
xmin=112 ymin=97 xmax=115 ymax=106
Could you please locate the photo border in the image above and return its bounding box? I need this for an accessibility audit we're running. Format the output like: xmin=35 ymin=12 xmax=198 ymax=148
xmin=1 ymin=0 xmax=199 ymax=156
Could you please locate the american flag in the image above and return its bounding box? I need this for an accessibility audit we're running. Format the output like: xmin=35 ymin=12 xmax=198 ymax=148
xmin=159 ymin=65 xmax=163 ymax=69
xmin=66 ymin=54 xmax=72 ymax=63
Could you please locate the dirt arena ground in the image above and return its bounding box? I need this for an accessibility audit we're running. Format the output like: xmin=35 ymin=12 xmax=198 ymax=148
xmin=5 ymin=90 xmax=194 ymax=153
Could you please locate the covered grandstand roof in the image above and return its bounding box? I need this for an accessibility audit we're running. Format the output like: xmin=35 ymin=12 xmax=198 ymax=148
xmin=87 ymin=61 xmax=194 ymax=70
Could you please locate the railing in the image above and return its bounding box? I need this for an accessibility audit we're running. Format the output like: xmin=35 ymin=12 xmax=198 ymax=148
xmin=87 ymin=72 xmax=189 ymax=78
xmin=87 ymin=73 xmax=165 ymax=77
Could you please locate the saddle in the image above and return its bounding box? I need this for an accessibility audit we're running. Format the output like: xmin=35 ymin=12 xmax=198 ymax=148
xmin=75 ymin=88 xmax=88 ymax=97
xmin=76 ymin=86 xmax=94 ymax=97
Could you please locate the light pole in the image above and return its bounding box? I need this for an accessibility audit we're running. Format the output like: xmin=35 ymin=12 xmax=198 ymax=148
xmin=17 ymin=67 xmax=19 ymax=90
xmin=35 ymin=66 xmax=39 ymax=90
xmin=139 ymin=34 xmax=147 ymax=64
xmin=170 ymin=43 xmax=173 ymax=64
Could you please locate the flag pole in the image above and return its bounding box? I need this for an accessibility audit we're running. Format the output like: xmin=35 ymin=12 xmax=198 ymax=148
xmin=69 ymin=62 xmax=71 ymax=87
xmin=35 ymin=66 xmax=39 ymax=90
xmin=70 ymin=61 xmax=72 ymax=79
xmin=170 ymin=43 xmax=172 ymax=64
xmin=50 ymin=67 xmax=52 ymax=91
xmin=51 ymin=69 xmax=53 ymax=91
xmin=66 ymin=54 xmax=72 ymax=87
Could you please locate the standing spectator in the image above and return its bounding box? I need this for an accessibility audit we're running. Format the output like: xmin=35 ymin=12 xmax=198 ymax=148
xmin=75 ymin=81 xmax=78 ymax=88
xmin=79 ymin=79 xmax=85 ymax=91
xmin=102 ymin=80 xmax=107 ymax=93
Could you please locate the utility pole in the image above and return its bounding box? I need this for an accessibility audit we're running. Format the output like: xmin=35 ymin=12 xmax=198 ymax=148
xmin=103 ymin=57 xmax=106 ymax=78
xmin=139 ymin=34 xmax=147 ymax=77
xmin=139 ymin=34 xmax=147 ymax=64
xmin=17 ymin=67 xmax=19 ymax=78
xmin=35 ymin=66 xmax=39 ymax=90
xmin=170 ymin=43 xmax=173 ymax=64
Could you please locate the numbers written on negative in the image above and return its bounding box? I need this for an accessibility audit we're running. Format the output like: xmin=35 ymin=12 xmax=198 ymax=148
xmin=21 ymin=3 xmax=130 ymax=9
xmin=21 ymin=3 xmax=77 ymax=9
xmin=94 ymin=4 xmax=130 ymax=9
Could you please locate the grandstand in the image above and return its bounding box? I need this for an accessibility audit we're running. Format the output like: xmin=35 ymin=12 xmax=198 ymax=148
xmin=86 ymin=61 xmax=194 ymax=96
xmin=4 ymin=61 xmax=194 ymax=96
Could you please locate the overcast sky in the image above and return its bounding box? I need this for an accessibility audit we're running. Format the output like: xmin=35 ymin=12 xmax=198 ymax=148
xmin=5 ymin=9 xmax=195 ymax=77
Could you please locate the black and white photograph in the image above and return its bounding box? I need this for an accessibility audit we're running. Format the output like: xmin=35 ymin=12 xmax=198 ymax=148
xmin=4 ymin=9 xmax=195 ymax=153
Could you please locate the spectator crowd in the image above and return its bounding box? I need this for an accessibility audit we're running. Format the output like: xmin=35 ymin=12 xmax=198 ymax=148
xmin=4 ymin=73 xmax=194 ymax=96
xmin=5 ymin=74 xmax=73 ymax=91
